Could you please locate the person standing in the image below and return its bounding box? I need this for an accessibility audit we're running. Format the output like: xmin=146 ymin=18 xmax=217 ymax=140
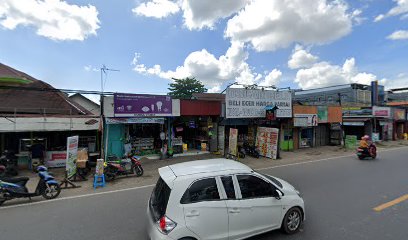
xmin=30 ymin=140 xmax=46 ymax=166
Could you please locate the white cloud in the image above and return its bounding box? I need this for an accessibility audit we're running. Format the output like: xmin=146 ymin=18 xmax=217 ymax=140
xmin=225 ymin=0 xmax=353 ymax=51
xmin=288 ymin=45 xmax=319 ymax=69
xmin=132 ymin=42 xmax=281 ymax=91
xmin=374 ymin=0 xmax=408 ymax=22
xmin=0 ymin=0 xmax=100 ymax=41
xmin=387 ymin=30 xmax=408 ymax=40
xmin=133 ymin=0 xmax=180 ymax=18
xmin=386 ymin=73 xmax=408 ymax=90
xmin=258 ymin=69 xmax=282 ymax=87
xmin=181 ymin=0 xmax=248 ymax=30
xmin=293 ymin=48 xmax=386 ymax=89
xmin=84 ymin=65 xmax=99 ymax=72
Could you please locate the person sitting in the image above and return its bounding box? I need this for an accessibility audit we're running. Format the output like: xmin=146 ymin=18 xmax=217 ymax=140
xmin=359 ymin=135 xmax=370 ymax=154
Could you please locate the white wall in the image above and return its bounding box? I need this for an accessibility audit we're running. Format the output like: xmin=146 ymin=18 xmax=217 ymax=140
xmin=0 ymin=117 xmax=100 ymax=132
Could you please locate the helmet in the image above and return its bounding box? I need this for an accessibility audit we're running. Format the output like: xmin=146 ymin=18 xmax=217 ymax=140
xmin=37 ymin=166 xmax=48 ymax=172
xmin=362 ymin=135 xmax=370 ymax=140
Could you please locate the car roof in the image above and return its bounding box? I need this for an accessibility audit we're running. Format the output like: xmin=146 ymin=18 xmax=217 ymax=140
xmin=158 ymin=158 xmax=253 ymax=185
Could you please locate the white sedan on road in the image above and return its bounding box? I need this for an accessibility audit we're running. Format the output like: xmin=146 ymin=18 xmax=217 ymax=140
xmin=147 ymin=158 xmax=305 ymax=240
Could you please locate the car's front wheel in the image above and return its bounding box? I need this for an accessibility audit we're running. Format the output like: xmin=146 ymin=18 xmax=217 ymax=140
xmin=282 ymin=207 xmax=302 ymax=234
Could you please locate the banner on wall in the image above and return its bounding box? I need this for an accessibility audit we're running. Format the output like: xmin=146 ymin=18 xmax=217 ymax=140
xmin=114 ymin=93 xmax=172 ymax=117
xmin=225 ymin=88 xmax=292 ymax=118
xmin=372 ymin=106 xmax=391 ymax=118
xmin=229 ymin=128 xmax=238 ymax=156
xmin=394 ymin=109 xmax=406 ymax=120
xmin=66 ymin=136 xmax=79 ymax=179
xmin=256 ymin=127 xmax=279 ymax=159
xmin=294 ymin=114 xmax=318 ymax=127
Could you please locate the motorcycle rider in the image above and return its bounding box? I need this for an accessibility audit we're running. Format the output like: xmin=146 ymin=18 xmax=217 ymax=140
xmin=359 ymin=135 xmax=370 ymax=154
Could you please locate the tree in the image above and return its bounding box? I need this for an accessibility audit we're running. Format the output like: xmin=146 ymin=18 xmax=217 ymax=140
xmin=168 ymin=77 xmax=207 ymax=99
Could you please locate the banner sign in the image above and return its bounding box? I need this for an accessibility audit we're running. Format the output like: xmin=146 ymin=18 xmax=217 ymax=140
xmin=106 ymin=117 xmax=165 ymax=124
xmin=225 ymin=88 xmax=292 ymax=118
xmin=342 ymin=107 xmax=372 ymax=117
xmin=45 ymin=152 xmax=67 ymax=168
xmin=66 ymin=136 xmax=79 ymax=178
xmin=394 ymin=109 xmax=406 ymax=120
xmin=228 ymin=128 xmax=238 ymax=156
xmin=294 ymin=114 xmax=318 ymax=127
xmin=114 ymin=94 xmax=172 ymax=117
xmin=372 ymin=106 xmax=391 ymax=118
xmin=317 ymin=106 xmax=328 ymax=123
xmin=256 ymin=127 xmax=279 ymax=159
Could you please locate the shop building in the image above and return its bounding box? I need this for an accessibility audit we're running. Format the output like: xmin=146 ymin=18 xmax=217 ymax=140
xmin=224 ymin=88 xmax=292 ymax=158
xmin=102 ymin=94 xmax=180 ymax=159
xmin=342 ymin=107 xmax=373 ymax=141
xmin=0 ymin=63 xmax=100 ymax=168
xmin=393 ymin=108 xmax=406 ymax=139
xmin=372 ymin=106 xmax=393 ymax=141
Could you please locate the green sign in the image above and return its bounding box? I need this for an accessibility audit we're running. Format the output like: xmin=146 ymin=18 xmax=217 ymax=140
xmin=318 ymin=106 xmax=328 ymax=123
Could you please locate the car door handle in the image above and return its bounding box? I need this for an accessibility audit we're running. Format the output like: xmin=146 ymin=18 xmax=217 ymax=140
xmin=185 ymin=210 xmax=200 ymax=217
xmin=229 ymin=208 xmax=240 ymax=214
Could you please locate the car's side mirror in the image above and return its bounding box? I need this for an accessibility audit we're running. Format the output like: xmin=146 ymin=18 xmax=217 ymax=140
xmin=274 ymin=189 xmax=283 ymax=200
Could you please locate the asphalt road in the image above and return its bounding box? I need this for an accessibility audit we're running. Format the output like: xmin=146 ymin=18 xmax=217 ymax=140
xmin=1 ymin=147 xmax=407 ymax=240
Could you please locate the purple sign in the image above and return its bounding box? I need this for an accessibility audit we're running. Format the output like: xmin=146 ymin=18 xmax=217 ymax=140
xmin=114 ymin=94 xmax=172 ymax=117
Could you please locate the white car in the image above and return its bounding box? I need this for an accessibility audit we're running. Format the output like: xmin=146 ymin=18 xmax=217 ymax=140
xmin=147 ymin=159 xmax=305 ymax=240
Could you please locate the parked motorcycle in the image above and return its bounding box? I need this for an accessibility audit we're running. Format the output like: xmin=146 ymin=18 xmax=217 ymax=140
xmin=243 ymin=142 xmax=260 ymax=158
xmin=0 ymin=150 xmax=18 ymax=177
xmin=104 ymin=155 xmax=144 ymax=182
xmin=0 ymin=166 xmax=61 ymax=206
xmin=356 ymin=143 xmax=377 ymax=160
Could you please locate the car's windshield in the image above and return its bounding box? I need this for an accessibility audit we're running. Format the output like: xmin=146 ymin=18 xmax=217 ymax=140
xmin=258 ymin=173 xmax=283 ymax=188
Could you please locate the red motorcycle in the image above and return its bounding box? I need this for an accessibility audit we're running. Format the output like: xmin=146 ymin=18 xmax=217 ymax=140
xmin=104 ymin=155 xmax=144 ymax=182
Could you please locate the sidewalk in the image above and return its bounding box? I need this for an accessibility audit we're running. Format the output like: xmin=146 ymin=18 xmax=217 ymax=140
xmin=6 ymin=140 xmax=408 ymax=205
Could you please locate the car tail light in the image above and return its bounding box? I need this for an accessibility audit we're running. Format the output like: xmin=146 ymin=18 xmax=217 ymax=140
xmin=157 ymin=215 xmax=177 ymax=234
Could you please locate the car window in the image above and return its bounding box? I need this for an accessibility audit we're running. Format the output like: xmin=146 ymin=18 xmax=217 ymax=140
xmin=150 ymin=177 xmax=171 ymax=221
xmin=181 ymin=178 xmax=220 ymax=204
xmin=237 ymin=175 xmax=275 ymax=199
xmin=221 ymin=176 xmax=236 ymax=199
xmin=258 ymin=173 xmax=283 ymax=188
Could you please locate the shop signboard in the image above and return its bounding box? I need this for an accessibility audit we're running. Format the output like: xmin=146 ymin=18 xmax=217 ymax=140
xmin=317 ymin=106 xmax=328 ymax=123
xmin=225 ymin=88 xmax=292 ymax=118
xmin=114 ymin=94 xmax=172 ymax=117
xmin=343 ymin=121 xmax=365 ymax=126
xmin=229 ymin=128 xmax=238 ymax=156
xmin=394 ymin=109 xmax=406 ymax=120
xmin=342 ymin=107 xmax=372 ymax=117
xmin=255 ymin=127 xmax=279 ymax=159
xmin=106 ymin=117 xmax=165 ymax=124
xmin=294 ymin=114 xmax=318 ymax=127
xmin=372 ymin=106 xmax=391 ymax=118
xmin=66 ymin=136 xmax=79 ymax=178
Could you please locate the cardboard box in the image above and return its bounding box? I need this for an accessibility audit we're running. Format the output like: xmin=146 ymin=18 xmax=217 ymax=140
xmin=76 ymin=159 xmax=88 ymax=169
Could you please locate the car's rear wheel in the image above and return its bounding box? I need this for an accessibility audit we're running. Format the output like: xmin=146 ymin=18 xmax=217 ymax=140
xmin=282 ymin=207 xmax=302 ymax=234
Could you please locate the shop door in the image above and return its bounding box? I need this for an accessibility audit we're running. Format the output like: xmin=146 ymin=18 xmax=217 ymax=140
xmin=107 ymin=124 xmax=125 ymax=157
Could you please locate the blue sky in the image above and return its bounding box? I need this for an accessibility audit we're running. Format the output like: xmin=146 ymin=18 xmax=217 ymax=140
xmin=1 ymin=0 xmax=407 ymax=102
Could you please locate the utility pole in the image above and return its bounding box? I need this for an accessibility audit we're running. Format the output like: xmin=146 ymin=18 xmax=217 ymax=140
xmin=100 ymin=65 xmax=119 ymax=160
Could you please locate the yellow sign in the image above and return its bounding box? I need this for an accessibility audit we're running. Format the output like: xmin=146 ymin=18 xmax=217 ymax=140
xmin=183 ymin=143 xmax=188 ymax=152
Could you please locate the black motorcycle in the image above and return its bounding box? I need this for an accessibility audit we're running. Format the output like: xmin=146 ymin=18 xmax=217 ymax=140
xmin=243 ymin=142 xmax=260 ymax=158
xmin=0 ymin=150 xmax=18 ymax=177
xmin=0 ymin=166 xmax=61 ymax=206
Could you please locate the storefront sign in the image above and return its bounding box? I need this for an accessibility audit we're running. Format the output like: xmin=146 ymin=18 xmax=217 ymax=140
xmin=317 ymin=106 xmax=328 ymax=123
xmin=394 ymin=109 xmax=406 ymax=120
xmin=106 ymin=117 xmax=165 ymax=124
xmin=372 ymin=106 xmax=391 ymax=118
xmin=342 ymin=107 xmax=372 ymax=117
xmin=256 ymin=127 xmax=279 ymax=159
xmin=343 ymin=121 xmax=365 ymax=126
xmin=114 ymin=94 xmax=172 ymax=117
xmin=66 ymin=136 xmax=79 ymax=178
xmin=294 ymin=114 xmax=318 ymax=127
xmin=229 ymin=128 xmax=238 ymax=156
xmin=225 ymin=88 xmax=292 ymax=118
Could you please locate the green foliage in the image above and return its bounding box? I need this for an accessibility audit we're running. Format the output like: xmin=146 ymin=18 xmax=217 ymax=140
xmin=168 ymin=77 xmax=207 ymax=99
